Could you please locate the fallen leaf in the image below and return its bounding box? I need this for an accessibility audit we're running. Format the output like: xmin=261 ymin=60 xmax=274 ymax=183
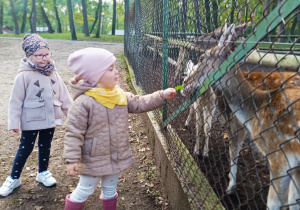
xmin=139 ymin=148 xmax=146 ymax=152
xmin=35 ymin=206 xmax=43 ymax=210
xmin=68 ymin=185 xmax=75 ymax=192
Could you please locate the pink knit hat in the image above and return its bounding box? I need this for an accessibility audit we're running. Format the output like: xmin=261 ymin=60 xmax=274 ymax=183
xmin=68 ymin=47 xmax=116 ymax=86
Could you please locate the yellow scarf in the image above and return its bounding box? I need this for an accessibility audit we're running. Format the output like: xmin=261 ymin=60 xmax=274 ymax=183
xmin=84 ymin=85 xmax=127 ymax=109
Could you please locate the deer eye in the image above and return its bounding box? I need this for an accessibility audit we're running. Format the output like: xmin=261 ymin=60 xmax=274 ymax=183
xmin=199 ymin=56 xmax=205 ymax=61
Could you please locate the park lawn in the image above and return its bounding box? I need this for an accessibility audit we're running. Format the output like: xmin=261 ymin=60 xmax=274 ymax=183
xmin=0 ymin=32 xmax=124 ymax=43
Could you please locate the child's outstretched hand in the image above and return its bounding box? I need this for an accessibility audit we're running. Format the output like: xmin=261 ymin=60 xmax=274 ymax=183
xmin=163 ymin=88 xmax=177 ymax=100
xmin=66 ymin=162 xmax=79 ymax=177
xmin=70 ymin=76 xmax=82 ymax=84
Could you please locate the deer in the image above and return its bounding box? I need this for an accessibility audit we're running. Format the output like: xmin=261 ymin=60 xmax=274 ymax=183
xmin=181 ymin=23 xmax=250 ymax=156
xmin=181 ymin=23 xmax=300 ymax=209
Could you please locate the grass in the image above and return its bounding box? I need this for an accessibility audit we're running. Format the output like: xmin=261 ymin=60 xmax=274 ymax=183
xmin=0 ymin=32 xmax=124 ymax=43
xmin=29 ymin=158 xmax=38 ymax=163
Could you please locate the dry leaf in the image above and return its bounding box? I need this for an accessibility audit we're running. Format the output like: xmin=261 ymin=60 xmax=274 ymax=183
xmin=35 ymin=206 xmax=43 ymax=210
xmin=136 ymin=137 xmax=140 ymax=144
xmin=139 ymin=148 xmax=146 ymax=152
xmin=68 ymin=185 xmax=75 ymax=192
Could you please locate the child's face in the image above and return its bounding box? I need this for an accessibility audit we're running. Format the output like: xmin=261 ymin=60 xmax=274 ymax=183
xmin=97 ymin=63 xmax=118 ymax=89
xmin=29 ymin=48 xmax=51 ymax=67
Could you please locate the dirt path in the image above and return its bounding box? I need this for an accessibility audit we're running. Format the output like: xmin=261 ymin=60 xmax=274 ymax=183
xmin=0 ymin=38 xmax=170 ymax=210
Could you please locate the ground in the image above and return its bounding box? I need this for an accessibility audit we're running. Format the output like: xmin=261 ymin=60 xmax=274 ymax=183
xmin=0 ymin=38 xmax=170 ymax=210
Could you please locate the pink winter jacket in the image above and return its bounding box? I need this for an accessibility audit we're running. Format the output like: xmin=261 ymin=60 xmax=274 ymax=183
xmin=64 ymin=80 xmax=165 ymax=176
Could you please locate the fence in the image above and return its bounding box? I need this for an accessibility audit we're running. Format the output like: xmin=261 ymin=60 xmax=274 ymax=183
xmin=124 ymin=0 xmax=300 ymax=209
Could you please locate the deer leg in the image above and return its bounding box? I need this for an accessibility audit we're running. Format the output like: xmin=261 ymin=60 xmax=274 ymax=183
xmin=287 ymin=168 xmax=300 ymax=210
xmin=193 ymin=99 xmax=202 ymax=155
xmin=266 ymin=164 xmax=290 ymax=210
xmin=202 ymin=88 xmax=217 ymax=157
xmin=185 ymin=103 xmax=195 ymax=128
xmin=226 ymin=121 xmax=247 ymax=194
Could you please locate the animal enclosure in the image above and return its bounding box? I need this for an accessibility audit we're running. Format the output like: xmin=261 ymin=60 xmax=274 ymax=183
xmin=124 ymin=0 xmax=300 ymax=209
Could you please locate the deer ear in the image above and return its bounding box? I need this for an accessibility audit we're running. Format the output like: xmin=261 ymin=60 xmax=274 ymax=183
xmin=235 ymin=22 xmax=250 ymax=37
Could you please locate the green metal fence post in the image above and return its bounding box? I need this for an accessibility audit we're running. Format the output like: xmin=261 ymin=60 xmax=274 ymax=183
xmin=163 ymin=0 xmax=300 ymax=126
xmin=135 ymin=0 xmax=140 ymax=84
xmin=162 ymin=0 xmax=169 ymax=121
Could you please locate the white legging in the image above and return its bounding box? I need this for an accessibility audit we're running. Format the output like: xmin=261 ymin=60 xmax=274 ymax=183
xmin=70 ymin=173 xmax=120 ymax=202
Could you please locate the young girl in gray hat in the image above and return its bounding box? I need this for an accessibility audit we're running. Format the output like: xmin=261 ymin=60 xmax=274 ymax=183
xmin=0 ymin=34 xmax=72 ymax=197
xmin=64 ymin=47 xmax=176 ymax=210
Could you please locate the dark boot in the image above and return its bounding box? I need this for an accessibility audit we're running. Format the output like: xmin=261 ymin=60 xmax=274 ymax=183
xmin=64 ymin=194 xmax=85 ymax=210
xmin=100 ymin=193 xmax=118 ymax=210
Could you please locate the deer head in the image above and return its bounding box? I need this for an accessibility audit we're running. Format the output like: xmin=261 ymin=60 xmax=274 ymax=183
xmin=181 ymin=24 xmax=237 ymax=97
xmin=191 ymin=22 xmax=249 ymax=51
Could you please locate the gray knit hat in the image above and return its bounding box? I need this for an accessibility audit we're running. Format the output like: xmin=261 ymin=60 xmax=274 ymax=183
xmin=22 ymin=33 xmax=49 ymax=57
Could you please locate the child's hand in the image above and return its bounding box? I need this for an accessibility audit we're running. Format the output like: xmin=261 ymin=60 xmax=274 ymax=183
xmin=70 ymin=76 xmax=82 ymax=84
xmin=66 ymin=162 xmax=79 ymax=177
xmin=163 ymin=88 xmax=177 ymax=100
xmin=10 ymin=129 xmax=20 ymax=135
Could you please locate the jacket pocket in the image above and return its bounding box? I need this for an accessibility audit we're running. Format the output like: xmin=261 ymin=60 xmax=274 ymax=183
xmin=82 ymin=138 xmax=93 ymax=155
xmin=24 ymin=101 xmax=46 ymax=121
xmin=53 ymin=100 xmax=62 ymax=119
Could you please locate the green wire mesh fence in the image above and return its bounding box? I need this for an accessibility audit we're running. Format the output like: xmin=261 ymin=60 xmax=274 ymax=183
xmin=124 ymin=0 xmax=300 ymax=209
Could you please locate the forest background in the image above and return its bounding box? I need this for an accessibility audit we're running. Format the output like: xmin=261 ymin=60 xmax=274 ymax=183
xmin=0 ymin=0 xmax=125 ymax=41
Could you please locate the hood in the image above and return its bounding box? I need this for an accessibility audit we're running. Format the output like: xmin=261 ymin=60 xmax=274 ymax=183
xmin=68 ymin=79 xmax=93 ymax=100
xmin=18 ymin=58 xmax=56 ymax=73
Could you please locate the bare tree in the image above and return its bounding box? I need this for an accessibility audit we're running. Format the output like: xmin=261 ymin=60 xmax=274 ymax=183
xmin=90 ymin=1 xmax=100 ymax=34
xmin=20 ymin=0 xmax=28 ymax=33
xmin=96 ymin=0 xmax=102 ymax=38
xmin=81 ymin=0 xmax=89 ymax=36
xmin=0 ymin=0 xmax=3 ymax=34
xmin=29 ymin=0 xmax=37 ymax=33
xmin=9 ymin=0 xmax=19 ymax=35
xmin=112 ymin=0 xmax=116 ymax=35
xmin=53 ymin=0 xmax=62 ymax=33
xmin=40 ymin=6 xmax=55 ymax=33
xmin=67 ymin=0 xmax=77 ymax=40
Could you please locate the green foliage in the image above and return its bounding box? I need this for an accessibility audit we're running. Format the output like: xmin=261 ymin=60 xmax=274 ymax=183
xmin=2 ymin=0 xmax=125 ymax=36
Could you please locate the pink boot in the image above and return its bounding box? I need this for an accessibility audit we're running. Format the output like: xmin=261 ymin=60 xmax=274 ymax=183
xmin=64 ymin=194 xmax=85 ymax=210
xmin=100 ymin=193 xmax=118 ymax=210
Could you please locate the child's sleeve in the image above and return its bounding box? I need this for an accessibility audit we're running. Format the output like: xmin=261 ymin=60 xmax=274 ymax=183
xmin=64 ymin=97 xmax=89 ymax=163
xmin=57 ymin=74 xmax=73 ymax=116
xmin=126 ymin=90 xmax=165 ymax=113
xmin=8 ymin=73 xmax=26 ymax=130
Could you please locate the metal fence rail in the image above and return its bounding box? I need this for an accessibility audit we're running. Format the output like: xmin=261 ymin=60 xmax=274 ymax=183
xmin=124 ymin=0 xmax=300 ymax=209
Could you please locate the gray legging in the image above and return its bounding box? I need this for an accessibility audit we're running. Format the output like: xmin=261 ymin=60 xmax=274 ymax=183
xmin=70 ymin=173 xmax=120 ymax=202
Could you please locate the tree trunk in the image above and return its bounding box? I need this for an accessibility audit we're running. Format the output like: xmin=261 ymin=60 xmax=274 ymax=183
xmin=9 ymin=0 xmax=19 ymax=35
xmin=205 ymin=0 xmax=211 ymax=32
xmin=81 ymin=0 xmax=89 ymax=36
xmin=212 ymin=0 xmax=218 ymax=28
xmin=31 ymin=0 xmax=37 ymax=33
xmin=90 ymin=3 xmax=99 ymax=34
xmin=112 ymin=0 xmax=116 ymax=35
xmin=193 ymin=0 xmax=201 ymax=35
xmin=67 ymin=0 xmax=77 ymax=40
xmin=181 ymin=0 xmax=187 ymax=39
xmin=53 ymin=0 xmax=62 ymax=33
xmin=0 ymin=1 xmax=3 ymax=34
xmin=230 ymin=0 xmax=236 ymax=24
xmin=40 ymin=6 xmax=55 ymax=33
xmin=96 ymin=0 xmax=102 ymax=38
xmin=20 ymin=0 xmax=28 ymax=33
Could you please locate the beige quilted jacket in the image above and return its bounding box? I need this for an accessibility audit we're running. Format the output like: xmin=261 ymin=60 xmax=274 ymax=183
xmin=64 ymin=81 xmax=165 ymax=176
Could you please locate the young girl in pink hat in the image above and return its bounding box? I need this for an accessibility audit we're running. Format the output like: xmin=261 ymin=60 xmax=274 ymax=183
xmin=64 ymin=47 xmax=176 ymax=210
xmin=0 ymin=34 xmax=72 ymax=197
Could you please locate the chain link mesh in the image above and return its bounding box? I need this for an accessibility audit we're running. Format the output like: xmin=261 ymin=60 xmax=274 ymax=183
xmin=125 ymin=0 xmax=300 ymax=209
